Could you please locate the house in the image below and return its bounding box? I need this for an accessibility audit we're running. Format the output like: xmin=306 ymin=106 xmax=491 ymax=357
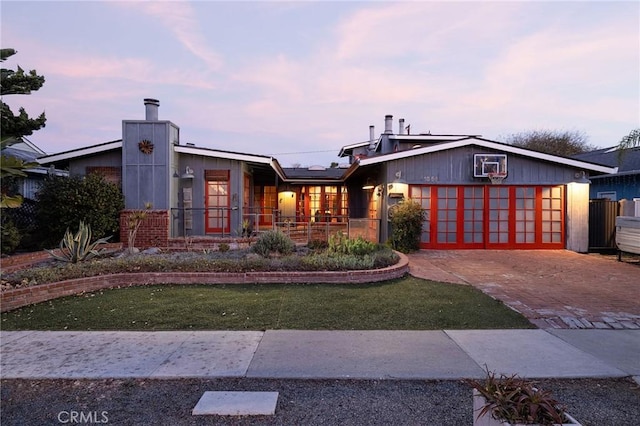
xmin=37 ymin=99 xmax=354 ymax=248
xmin=1 ymin=137 xmax=67 ymax=201
xmin=572 ymin=146 xmax=640 ymax=214
xmin=37 ymin=100 xmax=618 ymax=253
xmin=571 ymin=146 xmax=640 ymax=251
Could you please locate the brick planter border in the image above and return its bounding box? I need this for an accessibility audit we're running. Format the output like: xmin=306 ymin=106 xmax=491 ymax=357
xmin=0 ymin=253 xmax=409 ymax=313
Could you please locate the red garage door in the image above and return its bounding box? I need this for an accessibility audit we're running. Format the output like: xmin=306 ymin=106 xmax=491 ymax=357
xmin=410 ymin=185 xmax=565 ymax=249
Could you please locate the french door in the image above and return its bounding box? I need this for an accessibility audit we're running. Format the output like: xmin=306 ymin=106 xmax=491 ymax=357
xmin=205 ymin=170 xmax=230 ymax=234
xmin=410 ymin=185 xmax=564 ymax=249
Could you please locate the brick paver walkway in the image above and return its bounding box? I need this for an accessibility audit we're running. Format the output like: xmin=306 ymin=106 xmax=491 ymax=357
xmin=407 ymin=250 xmax=640 ymax=329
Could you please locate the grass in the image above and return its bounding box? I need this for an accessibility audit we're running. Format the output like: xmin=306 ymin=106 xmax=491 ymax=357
xmin=0 ymin=276 xmax=534 ymax=330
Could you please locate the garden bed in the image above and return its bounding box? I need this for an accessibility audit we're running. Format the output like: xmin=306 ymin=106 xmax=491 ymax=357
xmin=0 ymin=248 xmax=407 ymax=313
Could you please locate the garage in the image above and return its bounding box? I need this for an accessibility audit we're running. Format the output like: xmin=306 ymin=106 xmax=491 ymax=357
xmin=346 ymin=122 xmax=618 ymax=252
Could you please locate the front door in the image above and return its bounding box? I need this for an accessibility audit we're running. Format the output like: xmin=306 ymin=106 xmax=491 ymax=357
xmin=205 ymin=171 xmax=230 ymax=234
xmin=254 ymin=186 xmax=277 ymax=226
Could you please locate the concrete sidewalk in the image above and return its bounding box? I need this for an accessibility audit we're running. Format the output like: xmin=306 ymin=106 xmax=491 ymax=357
xmin=2 ymin=330 xmax=638 ymax=381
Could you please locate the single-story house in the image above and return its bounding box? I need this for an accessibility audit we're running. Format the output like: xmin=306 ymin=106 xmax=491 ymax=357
xmin=572 ymin=146 xmax=640 ymax=214
xmin=37 ymin=100 xmax=618 ymax=253
xmin=1 ymin=137 xmax=67 ymax=200
xmin=571 ymin=146 xmax=640 ymax=251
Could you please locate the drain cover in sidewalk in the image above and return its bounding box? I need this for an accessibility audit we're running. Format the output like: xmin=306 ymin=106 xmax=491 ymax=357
xmin=192 ymin=391 xmax=279 ymax=416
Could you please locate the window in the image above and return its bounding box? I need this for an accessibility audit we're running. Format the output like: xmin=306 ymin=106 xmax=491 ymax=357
xmin=541 ymin=186 xmax=563 ymax=243
xmin=596 ymin=191 xmax=617 ymax=201
xmin=488 ymin=186 xmax=509 ymax=244
xmin=410 ymin=186 xmax=432 ymax=243
xmin=463 ymin=187 xmax=484 ymax=244
xmin=437 ymin=187 xmax=458 ymax=244
xmin=515 ymin=187 xmax=536 ymax=244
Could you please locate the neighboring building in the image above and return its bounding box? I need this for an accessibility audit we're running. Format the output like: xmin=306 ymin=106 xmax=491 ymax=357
xmin=37 ymin=101 xmax=618 ymax=253
xmin=571 ymin=146 xmax=640 ymax=250
xmin=1 ymin=137 xmax=67 ymax=200
xmin=572 ymin=146 xmax=640 ymax=203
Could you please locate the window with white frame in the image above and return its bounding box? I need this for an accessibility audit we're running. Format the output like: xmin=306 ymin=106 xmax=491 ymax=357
xmin=596 ymin=191 xmax=617 ymax=201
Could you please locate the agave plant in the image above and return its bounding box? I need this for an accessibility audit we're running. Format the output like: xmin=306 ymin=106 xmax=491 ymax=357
xmin=46 ymin=221 xmax=111 ymax=263
xmin=466 ymin=368 xmax=569 ymax=425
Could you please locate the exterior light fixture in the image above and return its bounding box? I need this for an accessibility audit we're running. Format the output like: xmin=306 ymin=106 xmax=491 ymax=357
xmin=181 ymin=166 xmax=194 ymax=179
xmin=574 ymin=170 xmax=591 ymax=184
xmin=362 ymin=178 xmax=375 ymax=190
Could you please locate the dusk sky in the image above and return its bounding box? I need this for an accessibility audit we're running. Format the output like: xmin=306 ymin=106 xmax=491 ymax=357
xmin=2 ymin=1 xmax=638 ymax=167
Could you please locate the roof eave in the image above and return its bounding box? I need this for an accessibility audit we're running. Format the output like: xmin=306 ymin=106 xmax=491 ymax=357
xmin=283 ymin=178 xmax=346 ymax=184
xmin=37 ymin=140 xmax=123 ymax=164
xmin=175 ymin=145 xmax=288 ymax=181
xmin=358 ymin=138 xmax=619 ymax=174
xmin=175 ymin=145 xmax=273 ymax=164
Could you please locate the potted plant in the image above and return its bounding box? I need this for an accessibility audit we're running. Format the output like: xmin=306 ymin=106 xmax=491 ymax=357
xmin=465 ymin=369 xmax=581 ymax=426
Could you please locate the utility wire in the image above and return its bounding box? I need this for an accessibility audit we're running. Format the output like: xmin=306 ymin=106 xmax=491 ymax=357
xmin=267 ymin=149 xmax=337 ymax=155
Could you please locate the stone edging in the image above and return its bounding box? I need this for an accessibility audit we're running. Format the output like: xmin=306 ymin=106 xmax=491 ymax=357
xmin=0 ymin=244 xmax=124 ymax=274
xmin=0 ymin=253 xmax=409 ymax=313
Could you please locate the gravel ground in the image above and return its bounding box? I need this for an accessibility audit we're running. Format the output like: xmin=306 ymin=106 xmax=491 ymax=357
xmin=2 ymin=377 xmax=639 ymax=425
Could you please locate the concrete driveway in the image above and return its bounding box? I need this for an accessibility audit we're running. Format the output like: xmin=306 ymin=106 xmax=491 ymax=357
xmin=406 ymin=250 xmax=640 ymax=329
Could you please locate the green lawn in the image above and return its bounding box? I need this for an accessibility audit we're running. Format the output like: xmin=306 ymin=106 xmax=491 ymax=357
xmin=0 ymin=276 xmax=534 ymax=330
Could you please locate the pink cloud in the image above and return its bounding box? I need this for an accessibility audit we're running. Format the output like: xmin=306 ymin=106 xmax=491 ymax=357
xmin=115 ymin=1 xmax=224 ymax=71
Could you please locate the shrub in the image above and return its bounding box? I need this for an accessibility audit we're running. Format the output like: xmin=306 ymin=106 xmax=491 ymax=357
xmin=307 ymin=239 xmax=328 ymax=251
xmin=388 ymin=200 xmax=425 ymax=253
xmin=0 ymin=245 xmax=400 ymax=287
xmin=218 ymin=242 xmax=230 ymax=252
xmin=4 ymin=198 xmax=39 ymax=251
xmin=251 ymin=230 xmax=295 ymax=258
xmin=35 ymin=174 xmax=124 ymax=248
xmin=301 ymin=252 xmax=375 ymax=270
xmin=370 ymin=247 xmax=400 ymax=268
xmin=328 ymin=231 xmax=377 ymax=256
xmin=1 ymin=215 xmax=21 ymax=254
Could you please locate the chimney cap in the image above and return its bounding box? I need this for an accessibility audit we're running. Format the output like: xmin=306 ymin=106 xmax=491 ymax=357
xmin=144 ymin=98 xmax=160 ymax=105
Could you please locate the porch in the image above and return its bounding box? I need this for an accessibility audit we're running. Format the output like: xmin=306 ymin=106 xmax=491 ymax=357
xmin=125 ymin=208 xmax=382 ymax=251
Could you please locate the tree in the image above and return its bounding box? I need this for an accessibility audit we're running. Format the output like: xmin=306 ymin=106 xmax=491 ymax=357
xmin=616 ymin=128 xmax=640 ymax=164
xmin=618 ymin=128 xmax=640 ymax=150
xmin=1 ymin=48 xmax=46 ymax=208
xmin=503 ymin=130 xmax=595 ymax=156
xmin=1 ymin=48 xmax=46 ymax=143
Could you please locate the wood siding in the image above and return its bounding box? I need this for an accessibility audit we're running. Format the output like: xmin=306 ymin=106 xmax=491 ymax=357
xmin=384 ymin=146 xmax=579 ymax=185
